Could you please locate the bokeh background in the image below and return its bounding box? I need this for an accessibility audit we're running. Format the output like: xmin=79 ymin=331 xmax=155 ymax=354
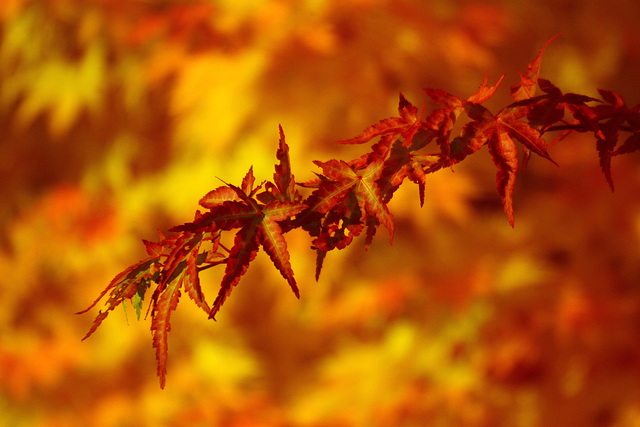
xmin=2 ymin=0 xmax=640 ymax=425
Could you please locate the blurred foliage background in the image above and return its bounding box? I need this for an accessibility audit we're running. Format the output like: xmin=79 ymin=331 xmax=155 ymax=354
xmin=1 ymin=0 xmax=640 ymax=426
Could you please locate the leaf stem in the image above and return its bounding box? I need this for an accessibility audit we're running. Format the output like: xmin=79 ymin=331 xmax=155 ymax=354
xmin=196 ymin=259 xmax=227 ymax=273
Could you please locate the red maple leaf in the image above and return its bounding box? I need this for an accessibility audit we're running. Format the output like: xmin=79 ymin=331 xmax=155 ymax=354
xmin=454 ymin=103 xmax=557 ymax=226
xmin=212 ymin=195 xmax=306 ymax=319
xmin=301 ymin=152 xmax=395 ymax=278
xmin=257 ymin=125 xmax=300 ymax=204
xmin=311 ymin=155 xmax=394 ymax=245
xmin=77 ymin=256 xmax=159 ymax=340
xmin=309 ymin=197 xmax=364 ymax=279
xmin=590 ymin=90 xmax=640 ymax=190
xmin=507 ymin=78 xmax=603 ymax=169
xmin=199 ymin=186 xmax=241 ymax=208
xmin=612 ymin=132 xmax=640 ymax=157
xmin=145 ymin=231 xmax=220 ymax=388
xmin=424 ymin=75 xmax=504 ymax=169
xmin=377 ymin=138 xmax=439 ymax=207
xmin=516 ymin=79 xmax=600 ymax=132
xmin=173 ymin=168 xmax=307 ymax=320
xmin=79 ymin=230 xmax=223 ymax=388
xmin=150 ymin=267 xmax=181 ymax=389
xmin=337 ymin=93 xmax=421 ymax=146
xmin=81 ymin=128 xmax=306 ymax=388
xmin=510 ymin=33 xmax=561 ymax=101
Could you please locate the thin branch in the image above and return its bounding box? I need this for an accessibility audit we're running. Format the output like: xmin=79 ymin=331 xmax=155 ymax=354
xmin=196 ymin=259 xmax=227 ymax=273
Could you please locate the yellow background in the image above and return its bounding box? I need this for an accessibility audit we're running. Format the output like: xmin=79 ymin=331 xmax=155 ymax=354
xmin=1 ymin=0 xmax=640 ymax=425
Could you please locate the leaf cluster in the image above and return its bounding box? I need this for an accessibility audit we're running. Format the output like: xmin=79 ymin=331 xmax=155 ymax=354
xmin=79 ymin=36 xmax=640 ymax=388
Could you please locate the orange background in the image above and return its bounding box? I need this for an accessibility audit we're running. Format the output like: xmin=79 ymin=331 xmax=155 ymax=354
xmin=1 ymin=1 xmax=640 ymax=425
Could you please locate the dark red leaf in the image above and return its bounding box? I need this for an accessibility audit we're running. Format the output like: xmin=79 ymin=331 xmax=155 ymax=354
xmin=537 ymin=78 xmax=563 ymax=97
xmin=454 ymin=104 xmax=557 ymax=225
xmin=500 ymin=116 xmax=558 ymax=165
xmin=315 ymin=251 xmax=327 ymax=281
xmin=596 ymin=120 xmax=620 ymax=191
xmin=170 ymin=201 xmax=255 ymax=233
xmin=150 ymin=278 xmax=181 ymax=389
xmin=310 ymin=155 xmax=394 ymax=245
xmin=338 ymin=93 xmax=419 ymax=145
xmin=613 ymin=133 xmax=640 ymax=155
xmin=274 ymin=125 xmax=297 ymax=202
xmin=597 ymin=138 xmax=615 ymax=191
xmin=259 ymin=202 xmax=307 ymax=297
xmin=598 ymin=89 xmax=625 ymax=108
xmin=488 ymin=124 xmax=519 ymax=227
xmin=210 ymin=225 xmax=260 ymax=320
xmin=423 ymin=88 xmax=464 ymax=108
xmin=510 ymin=34 xmax=561 ymax=101
xmin=307 ymin=160 xmax=358 ymax=214
xmin=356 ymin=156 xmax=394 ymax=244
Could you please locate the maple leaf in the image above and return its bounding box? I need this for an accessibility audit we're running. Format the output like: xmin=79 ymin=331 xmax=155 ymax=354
xmin=172 ymin=134 xmax=307 ymax=321
xmin=241 ymin=166 xmax=258 ymax=196
xmin=337 ymin=93 xmax=421 ymax=146
xmin=150 ymin=274 xmax=181 ymax=389
xmin=199 ymin=186 xmax=241 ymax=209
xmin=424 ymin=75 xmax=504 ymax=168
xmin=304 ymin=160 xmax=361 ymax=214
xmin=422 ymin=87 xmax=465 ymax=140
xmin=259 ymin=202 xmax=307 ymax=285
xmin=175 ymin=131 xmax=306 ymax=321
xmin=156 ymin=233 xmax=208 ymax=313
xmin=309 ymin=192 xmax=364 ymax=279
xmin=210 ymin=218 xmax=261 ymax=319
xmin=257 ymin=125 xmax=299 ymax=204
xmin=488 ymin=127 xmax=519 ymax=228
xmin=77 ymin=256 xmax=160 ymax=340
xmin=148 ymin=232 xmax=214 ymax=388
xmin=468 ymin=74 xmax=506 ymax=104
xmin=589 ymin=90 xmax=640 ymax=190
xmin=273 ymin=124 xmax=298 ymax=202
xmin=508 ymin=80 xmax=606 ymax=172
xmin=511 ymin=79 xmax=600 ymax=133
xmin=596 ymin=122 xmax=619 ymax=192
xmin=455 ymin=103 xmax=557 ymax=226
xmin=173 ymin=197 xmax=305 ymax=320
xmin=311 ymin=156 xmax=394 ymax=246
xmin=78 ymin=229 xmax=223 ymax=388
xmin=612 ymin=132 xmax=640 ymax=156
xmin=456 ymin=104 xmax=557 ymax=164
xmin=301 ymin=153 xmax=396 ymax=278
xmin=377 ymin=138 xmax=439 ymax=206
xmin=510 ymin=33 xmax=561 ymax=101
xmin=208 ymin=181 xmax=307 ymax=319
